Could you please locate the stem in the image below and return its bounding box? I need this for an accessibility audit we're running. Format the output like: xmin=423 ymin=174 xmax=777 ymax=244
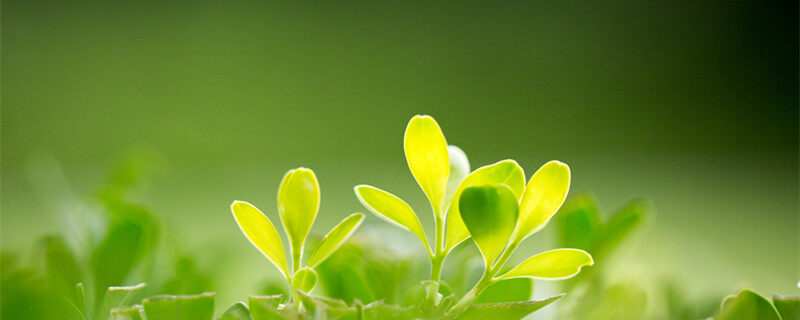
xmin=430 ymin=254 xmax=444 ymax=282
xmin=447 ymin=269 xmax=495 ymax=316
xmin=429 ymin=203 xmax=446 ymax=281
xmin=491 ymin=241 xmax=518 ymax=272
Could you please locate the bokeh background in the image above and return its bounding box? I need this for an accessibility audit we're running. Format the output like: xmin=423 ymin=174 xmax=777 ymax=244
xmin=3 ymin=0 xmax=798 ymax=315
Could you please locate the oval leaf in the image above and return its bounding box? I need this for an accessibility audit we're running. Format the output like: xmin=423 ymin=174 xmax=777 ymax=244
xmin=514 ymin=161 xmax=570 ymax=243
xmin=445 ymin=160 xmax=525 ymax=251
xmin=404 ymin=115 xmax=450 ymax=214
xmin=718 ymin=290 xmax=781 ymax=320
xmin=501 ymin=248 xmax=593 ymax=280
xmin=278 ymin=168 xmax=320 ymax=268
xmin=354 ymin=185 xmax=430 ymax=251
xmin=459 ymin=185 xmax=519 ymax=267
xmin=307 ymin=213 xmax=365 ymax=267
xmin=444 ymin=145 xmax=471 ymax=206
xmin=292 ymin=268 xmax=318 ymax=293
xmin=231 ymin=201 xmax=288 ymax=277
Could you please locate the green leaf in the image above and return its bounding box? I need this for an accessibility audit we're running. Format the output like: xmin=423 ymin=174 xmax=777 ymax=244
xmin=444 ymin=145 xmax=470 ymax=206
xmin=98 ymin=283 xmax=147 ymax=320
xmin=39 ymin=236 xmax=82 ymax=304
xmin=459 ymin=185 xmax=519 ymax=267
xmin=717 ymin=289 xmax=781 ymax=320
xmin=404 ymin=115 xmax=450 ymax=214
xmin=514 ymin=160 xmax=570 ymax=243
xmin=111 ymin=305 xmax=144 ymax=320
xmin=555 ymin=193 xmax=604 ymax=252
xmin=231 ymin=201 xmax=289 ymax=278
xmin=772 ymin=295 xmax=799 ymax=320
xmin=218 ymin=302 xmax=251 ymax=320
xmin=595 ymin=198 xmax=652 ymax=261
xmin=307 ymin=213 xmax=364 ymax=268
xmin=445 ymin=160 xmax=525 ymax=252
xmin=142 ymin=293 xmax=215 ymax=320
xmin=501 ymin=248 xmax=593 ymax=280
xmin=248 ymin=295 xmax=284 ymax=320
xmin=455 ymin=294 xmax=563 ymax=320
xmin=354 ymin=185 xmax=430 ymax=251
xmin=475 ymin=278 xmax=532 ymax=304
xmin=292 ymin=268 xmax=318 ymax=293
xmin=277 ymin=168 xmax=320 ymax=271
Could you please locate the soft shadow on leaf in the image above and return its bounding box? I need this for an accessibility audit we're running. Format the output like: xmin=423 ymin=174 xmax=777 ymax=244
xmin=459 ymin=185 xmax=519 ymax=267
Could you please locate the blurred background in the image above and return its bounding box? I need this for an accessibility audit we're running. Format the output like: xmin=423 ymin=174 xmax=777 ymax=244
xmin=3 ymin=0 xmax=798 ymax=316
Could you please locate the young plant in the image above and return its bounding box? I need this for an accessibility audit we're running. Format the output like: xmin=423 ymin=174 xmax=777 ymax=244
xmin=231 ymin=168 xmax=365 ymax=302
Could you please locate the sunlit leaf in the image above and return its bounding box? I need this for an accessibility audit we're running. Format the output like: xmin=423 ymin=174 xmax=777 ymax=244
xmin=514 ymin=160 xmax=570 ymax=243
xmin=455 ymin=294 xmax=563 ymax=320
xmin=142 ymin=293 xmax=215 ymax=320
xmin=248 ymin=295 xmax=284 ymax=320
xmin=98 ymin=283 xmax=147 ymax=320
xmin=444 ymin=145 xmax=470 ymax=206
xmin=404 ymin=115 xmax=450 ymax=214
xmin=772 ymin=295 xmax=800 ymax=320
xmin=501 ymin=248 xmax=593 ymax=280
xmin=475 ymin=278 xmax=532 ymax=304
xmin=354 ymin=185 xmax=430 ymax=251
xmin=231 ymin=201 xmax=288 ymax=278
xmin=445 ymin=160 xmax=525 ymax=251
xmin=717 ymin=290 xmax=780 ymax=320
xmin=277 ymin=168 xmax=320 ymax=270
xmin=307 ymin=213 xmax=364 ymax=268
xmin=292 ymin=268 xmax=318 ymax=293
xmin=218 ymin=302 xmax=251 ymax=320
xmin=459 ymin=185 xmax=519 ymax=267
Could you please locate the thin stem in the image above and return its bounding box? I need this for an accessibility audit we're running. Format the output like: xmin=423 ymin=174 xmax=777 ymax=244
xmin=447 ymin=268 xmax=495 ymax=316
xmin=429 ymin=203 xmax=446 ymax=281
xmin=430 ymin=254 xmax=444 ymax=282
xmin=490 ymin=241 xmax=519 ymax=272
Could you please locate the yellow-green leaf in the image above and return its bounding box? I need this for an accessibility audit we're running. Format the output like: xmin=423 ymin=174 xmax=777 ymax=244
xmin=404 ymin=115 xmax=450 ymax=215
xmin=277 ymin=168 xmax=320 ymax=269
xmin=444 ymin=145 xmax=470 ymax=206
xmin=459 ymin=185 xmax=519 ymax=267
xmin=292 ymin=268 xmax=318 ymax=293
xmin=514 ymin=161 xmax=570 ymax=243
xmin=501 ymin=248 xmax=593 ymax=280
xmin=306 ymin=213 xmax=365 ymax=267
xmin=445 ymin=160 xmax=525 ymax=251
xmin=354 ymin=185 xmax=430 ymax=252
xmin=231 ymin=201 xmax=288 ymax=278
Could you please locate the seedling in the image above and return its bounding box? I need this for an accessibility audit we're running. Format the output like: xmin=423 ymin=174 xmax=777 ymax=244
xmin=231 ymin=168 xmax=365 ymax=304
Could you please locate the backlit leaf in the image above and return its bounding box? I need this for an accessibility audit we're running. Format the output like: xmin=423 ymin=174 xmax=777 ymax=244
xmin=475 ymin=278 xmax=532 ymax=304
xmin=514 ymin=161 xmax=570 ymax=243
xmin=292 ymin=268 xmax=318 ymax=293
xmin=717 ymin=290 xmax=780 ymax=320
xmin=501 ymin=248 xmax=593 ymax=280
xmin=277 ymin=168 xmax=320 ymax=270
xmin=404 ymin=115 xmax=450 ymax=215
xmin=444 ymin=145 xmax=470 ymax=206
xmin=248 ymin=295 xmax=284 ymax=320
xmin=459 ymin=185 xmax=519 ymax=267
xmin=307 ymin=213 xmax=364 ymax=268
xmin=231 ymin=201 xmax=288 ymax=278
xmin=354 ymin=185 xmax=429 ymax=251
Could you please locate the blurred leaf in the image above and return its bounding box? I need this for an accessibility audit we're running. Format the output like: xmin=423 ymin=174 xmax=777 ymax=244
xmin=111 ymin=305 xmax=144 ymax=320
xmin=772 ymin=295 xmax=799 ymax=320
xmin=717 ymin=289 xmax=780 ymax=320
xmin=404 ymin=115 xmax=450 ymax=214
xmin=142 ymin=293 xmax=215 ymax=320
xmin=307 ymin=213 xmax=364 ymax=268
xmin=502 ymin=248 xmax=593 ymax=280
xmin=354 ymin=185 xmax=429 ymax=251
xmin=459 ymin=185 xmax=519 ymax=267
xmin=292 ymin=268 xmax=318 ymax=293
xmin=444 ymin=145 xmax=470 ymax=206
xmin=445 ymin=160 xmax=525 ymax=252
xmin=555 ymin=193 xmax=604 ymax=252
xmin=39 ymin=236 xmax=82 ymax=303
xmin=98 ymin=283 xmax=147 ymax=320
xmin=1 ymin=254 xmax=85 ymax=320
xmin=248 ymin=295 xmax=285 ymax=320
xmin=161 ymin=256 xmax=214 ymax=295
xmin=514 ymin=160 xmax=570 ymax=243
xmin=475 ymin=278 xmax=532 ymax=304
xmin=602 ymin=283 xmax=648 ymax=320
xmin=455 ymin=294 xmax=563 ymax=320
xmin=594 ymin=198 xmax=652 ymax=261
xmin=231 ymin=201 xmax=289 ymax=278
xmin=218 ymin=302 xmax=251 ymax=320
xmin=277 ymin=168 xmax=320 ymax=270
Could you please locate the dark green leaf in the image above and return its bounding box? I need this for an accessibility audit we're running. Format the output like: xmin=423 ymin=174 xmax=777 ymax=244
xmin=218 ymin=302 xmax=252 ymax=320
xmin=717 ymin=290 xmax=780 ymax=320
xmin=248 ymin=295 xmax=285 ymax=320
xmin=475 ymin=278 xmax=532 ymax=304
xmin=459 ymin=185 xmax=519 ymax=267
xmin=772 ymin=295 xmax=799 ymax=320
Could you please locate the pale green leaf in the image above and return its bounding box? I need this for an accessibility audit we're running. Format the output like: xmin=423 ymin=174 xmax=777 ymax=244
xmin=248 ymin=295 xmax=284 ymax=320
xmin=142 ymin=293 xmax=215 ymax=320
xmin=501 ymin=248 xmax=593 ymax=280
xmin=292 ymin=268 xmax=318 ymax=293
xmin=717 ymin=290 xmax=781 ymax=320
xmin=514 ymin=160 xmax=571 ymax=243
xmin=307 ymin=213 xmax=364 ymax=267
xmin=404 ymin=115 xmax=450 ymax=214
xmin=218 ymin=302 xmax=251 ymax=320
xmin=455 ymin=294 xmax=563 ymax=320
xmin=475 ymin=278 xmax=533 ymax=304
xmin=354 ymin=185 xmax=430 ymax=251
xmin=111 ymin=305 xmax=144 ymax=320
xmin=277 ymin=168 xmax=320 ymax=270
xmin=444 ymin=145 xmax=470 ymax=206
xmin=98 ymin=283 xmax=147 ymax=319
xmin=231 ymin=201 xmax=288 ymax=278
xmin=445 ymin=160 xmax=525 ymax=251
xmin=459 ymin=185 xmax=519 ymax=267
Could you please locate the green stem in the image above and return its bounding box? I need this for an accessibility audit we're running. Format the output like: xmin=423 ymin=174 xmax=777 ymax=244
xmin=430 ymin=254 xmax=444 ymax=282
xmin=491 ymin=241 xmax=518 ymax=272
xmin=430 ymin=204 xmax=446 ymax=281
xmin=447 ymin=269 xmax=495 ymax=316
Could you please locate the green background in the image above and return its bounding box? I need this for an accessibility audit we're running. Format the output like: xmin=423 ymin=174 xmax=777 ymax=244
xmin=3 ymin=0 xmax=797 ymax=311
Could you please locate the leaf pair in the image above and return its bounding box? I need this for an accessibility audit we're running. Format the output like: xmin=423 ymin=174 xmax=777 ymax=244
xmin=231 ymin=168 xmax=364 ymax=293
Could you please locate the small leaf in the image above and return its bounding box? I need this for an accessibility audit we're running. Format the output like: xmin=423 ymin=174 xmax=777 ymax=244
xmin=231 ymin=201 xmax=289 ymax=278
xmin=218 ymin=302 xmax=251 ymax=320
xmin=307 ymin=213 xmax=365 ymax=267
xmin=292 ymin=268 xmax=318 ymax=293
xmin=475 ymin=278 xmax=532 ymax=304
xmin=248 ymin=295 xmax=284 ymax=320
xmin=404 ymin=115 xmax=450 ymax=214
xmin=594 ymin=198 xmax=652 ymax=261
xmin=459 ymin=185 xmax=519 ymax=267
xmin=444 ymin=145 xmax=470 ymax=206
xmin=277 ymin=168 xmax=320 ymax=270
xmin=445 ymin=160 xmax=525 ymax=252
xmin=354 ymin=185 xmax=430 ymax=251
xmin=455 ymin=294 xmax=563 ymax=320
xmin=555 ymin=193 xmax=604 ymax=252
xmin=98 ymin=283 xmax=147 ymax=319
xmin=514 ymin=160 xmax=570 ymax=243
xmin=111 ymin=305 xmax=144 ymax=320
xmin=717 ymin=290 xmax=781 ymax=320
xmin=772 ymin=295 xmax=800 ymax=320
xmin=142 ymin=293 xmax=215 ymax=320
xmin=501 ymin=248 xmax=593 ymax=280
